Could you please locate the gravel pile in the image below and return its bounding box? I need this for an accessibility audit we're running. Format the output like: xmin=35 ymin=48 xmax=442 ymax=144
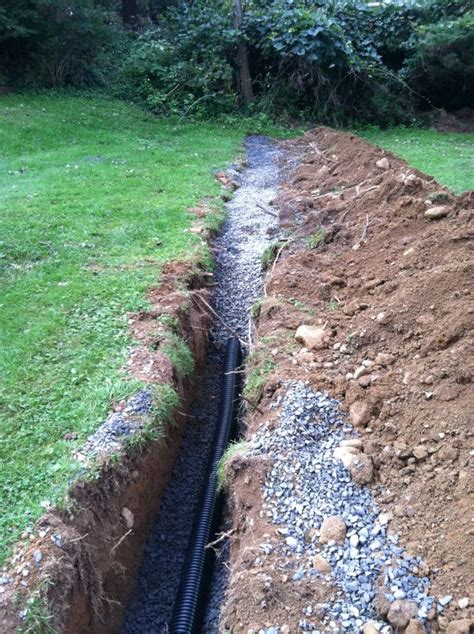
xmin=121 ymin=136 xmax=282 ymax=632
xmin=80 ymin=389 xmax=153 ymax=457
xmin=249 ymin=382 xmax=444 ymax=633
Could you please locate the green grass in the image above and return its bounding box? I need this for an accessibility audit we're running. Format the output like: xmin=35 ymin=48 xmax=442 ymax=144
xmin=216 ymin=440 xmax=250 ymax=491
xmin=243 ymin=352 xmax=277 ymax=404
xmin=162 ymin=334 xmax=194 ymax=380
xmin=261 ymin=240 xmax=286 ymax=271
xmin=307 ymin=226 xmax=326 ymax=250
xmin=356 ymin=127 xmax=474 ymax=194
xmin=0 ymin=93 xmax=300 ymax=566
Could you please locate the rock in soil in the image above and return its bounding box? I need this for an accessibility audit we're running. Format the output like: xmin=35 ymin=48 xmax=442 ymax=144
xmin=221 ymin=128 xmax=473 ymax=632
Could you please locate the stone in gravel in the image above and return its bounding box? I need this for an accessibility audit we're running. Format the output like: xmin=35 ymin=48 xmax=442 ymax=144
xmin=376 ymin=158 xmax=390 ymax=170
xmin=334 ymin=445 xmax=358 ymax=469
xmin=349 ymin=454 xmax=374 ymax=485
xmin=121 ymin=507 xmax=134 ymax=529
xmin=375 ymin=591 xmax=391 ymax=618
xmin=295 ymin=325 xmax=331 ymax=350
xmin=424 ymin=206 xmax=448 ymax=220
xmin=457 ymin=597 xmax=470 ymax=609
xmin=413 ymin=445 xmax=429 ymax=460
xmin=349 ymin=401 xmax=371 ymax=427
xmin=340 ymin=438 xmax=363 ymax=449
xmin=298 ymin=351 xmax=316 ymax=364
xmin=405 ymin=619 xmax=426 ymax=634
xmin=387 ymin=599 xmax=418 ymax=629
xmin=375 ymin=502 xmax=391 ymax=521
xmin=446 ymin=620 xmax=474 ymax=634
xmin=312 ymin=554 xmax=332 ymax=573
xmin=319 ymin=516 xmax=347 ymax=544
xmin=286 ymin=536 xmax=298 ymax=549
xmin=362 ymin=622 xmax=380 ymax=634
xmin=305 ymin=527 xmax=318 ymax=543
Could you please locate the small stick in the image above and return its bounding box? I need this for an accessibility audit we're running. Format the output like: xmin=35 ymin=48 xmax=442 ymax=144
xmin=350 ymin=185 xmax=380 ymax=200
xmin=270 ymin=240 xmax=289 ymax=276
xmin=361 ymin=213 xmax=370 ymax=241
xmin=240 ymin=393 xmax=264 ymax=415
xmin=309 ymin=143 xmax=335 ymax=162
xmin=312 ymin=174 xmax=382 ymax=201
xmin=191 ymin=292 xmax=246 ymax=347
xmin=109 ymin=529 xmax=132 ymax=556
xmin=68 ymin=532 xmax=89 ymax=544
xmin=224 ymin=368 xmax=246 ymax=375
xmin=256 ymin=202 xmax=278 ymax=217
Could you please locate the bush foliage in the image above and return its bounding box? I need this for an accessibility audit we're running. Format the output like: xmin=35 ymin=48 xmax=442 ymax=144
xmin=0 ymin=0 xmax=472 ymax=125
xmin=0 ymin=1 xmax=127 ymax=88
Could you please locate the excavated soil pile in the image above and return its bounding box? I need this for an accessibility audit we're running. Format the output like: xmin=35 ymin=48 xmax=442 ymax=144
xmin=222 ymin=128 xmax=473 ymax=632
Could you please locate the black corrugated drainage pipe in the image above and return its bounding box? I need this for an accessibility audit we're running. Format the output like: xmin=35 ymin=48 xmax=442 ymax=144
xmin=170 ymin=337 xmax=242 ymax=633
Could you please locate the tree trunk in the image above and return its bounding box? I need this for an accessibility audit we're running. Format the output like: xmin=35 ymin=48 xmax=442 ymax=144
xmin=122 ymin=0 xmax=138 ymax=26
xmin=232 ymin=0 xmax=254 ymax=105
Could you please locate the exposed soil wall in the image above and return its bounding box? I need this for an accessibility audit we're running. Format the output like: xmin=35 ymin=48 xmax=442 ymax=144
xmin=0 ymin=262 xmax=213 ymax=633
xmin=221 ymin=128 xmax=473 ymax=632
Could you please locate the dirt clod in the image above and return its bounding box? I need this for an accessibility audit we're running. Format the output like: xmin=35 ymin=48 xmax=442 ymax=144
xmin=446 ymin=619 xmax=474 ymax=634
xmin=387 ymin=599 xmax=418 ymax=628
xmin=349 ymin=454 xmax=374 ymax=485
xmin=319 ymin=516 xmax=347 ymax=544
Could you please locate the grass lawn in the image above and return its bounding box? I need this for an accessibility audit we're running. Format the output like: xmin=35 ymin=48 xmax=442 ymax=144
xmin=357 ymin=127 xmax=474 ymax=194
xmin=0 ymin=93 xmax=295 ymax=565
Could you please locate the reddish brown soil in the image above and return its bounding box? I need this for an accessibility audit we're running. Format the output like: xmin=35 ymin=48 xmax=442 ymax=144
xmin=223 ymin=128 xmax=473 ymax=632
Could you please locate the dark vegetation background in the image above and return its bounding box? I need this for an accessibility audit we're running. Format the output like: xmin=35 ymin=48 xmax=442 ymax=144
xmin=0 ymin=0 xmax=473 ymax=126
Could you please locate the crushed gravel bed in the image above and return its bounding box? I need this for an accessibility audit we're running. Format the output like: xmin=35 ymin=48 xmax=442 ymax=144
xmin=212 ymin=135 xmax=282 ymax=343
xmin=121 ymin=136 xmax=282 ymax=632
xmin=80 ymin=389 xmax=153 ymax=458
xmin=246 ymin=381 xmax=452 ymax=633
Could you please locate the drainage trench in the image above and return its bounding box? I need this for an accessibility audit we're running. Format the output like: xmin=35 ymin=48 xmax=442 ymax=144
xmin=121 ymin=136 xmax=282 ymax=633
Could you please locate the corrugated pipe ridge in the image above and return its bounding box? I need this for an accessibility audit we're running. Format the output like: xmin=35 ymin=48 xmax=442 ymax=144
xmin=170 ymin=337 xmax=242 ymax=633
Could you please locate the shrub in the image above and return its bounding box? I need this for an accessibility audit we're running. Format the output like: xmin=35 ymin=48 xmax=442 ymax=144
xmin=120 ymin=2 xmax=238 ymax=116
xmin=402 ymin=11 xmax=474 ymax=110
xmin=0 ymin=1 xmax=127 ymax=88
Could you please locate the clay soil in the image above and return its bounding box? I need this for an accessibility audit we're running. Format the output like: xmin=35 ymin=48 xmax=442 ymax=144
xmin=222 ymin=128 xmax=473 ymax=632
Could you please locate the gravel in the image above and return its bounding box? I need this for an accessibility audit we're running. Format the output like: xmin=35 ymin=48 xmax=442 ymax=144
xmin=121 ymin=136 xmax=282 ymax=633
xmin=80 ymin=389 xmax=153 ymax=457
xmin=211 ymin=135 xmax=282 ymax=344
xmin=247 ymin=381 xmax=442 ymax=633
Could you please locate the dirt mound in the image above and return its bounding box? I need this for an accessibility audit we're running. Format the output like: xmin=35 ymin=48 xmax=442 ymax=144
xmin=223 ymin=128 xmax=473 ymax=631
